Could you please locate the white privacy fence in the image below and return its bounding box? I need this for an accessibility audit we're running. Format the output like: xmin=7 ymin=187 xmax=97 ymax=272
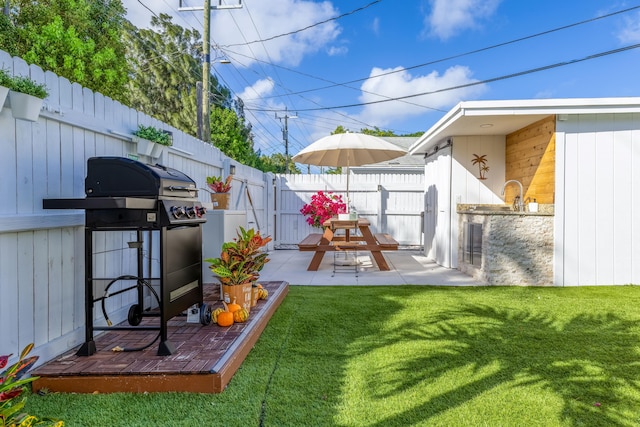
xmin=0 ymin=49 xmax=426 ymax=365
xmin=0 ymin=50 xmax=271 ymax=362
xmin=273 ymin=173 xmax=425 ymax=248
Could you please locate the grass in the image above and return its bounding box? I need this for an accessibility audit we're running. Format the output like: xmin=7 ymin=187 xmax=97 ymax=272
xmin=25 ymin=285 xmax=640 ymax=426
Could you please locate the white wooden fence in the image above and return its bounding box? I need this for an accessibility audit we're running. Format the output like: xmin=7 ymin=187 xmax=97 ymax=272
xmin=0 ymin=49 xmax=426 ymax=366
xmin=0 ymin=50 xmax=272 ymax=363
xmin=274 ymin=173 xmax=425 ymax=247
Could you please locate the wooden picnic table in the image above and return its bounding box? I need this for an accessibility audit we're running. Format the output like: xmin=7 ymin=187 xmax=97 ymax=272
xmin=297 ymin=218 xmax=398 ymax=271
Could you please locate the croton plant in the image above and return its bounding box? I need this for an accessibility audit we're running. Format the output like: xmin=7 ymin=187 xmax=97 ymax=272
xmin=1 ymin=343 xmax=63 ymax=426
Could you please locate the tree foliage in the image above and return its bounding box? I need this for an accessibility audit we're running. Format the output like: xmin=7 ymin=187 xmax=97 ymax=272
xmin=4 ymin=0 xmax=129 ymax=103
xmin=123 ymin=14 xmax=226 ymax=137
xmin=257 ymin=153 xmax=301 ymax=174
xmin=331 ymin=125 xmax=423 ymax=137
xmin=0 ymin=3 xmax=274 ymax=172
xmin=210 ymin=103 xmax=256 ymax=163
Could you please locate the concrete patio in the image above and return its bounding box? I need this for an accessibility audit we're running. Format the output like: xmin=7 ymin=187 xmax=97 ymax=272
xmin=256 ymin=249 xmax=483 ymax=286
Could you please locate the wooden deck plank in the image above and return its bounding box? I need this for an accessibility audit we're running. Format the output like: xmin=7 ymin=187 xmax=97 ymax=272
xmin=31 ymin=281 xmax=288 ymax=394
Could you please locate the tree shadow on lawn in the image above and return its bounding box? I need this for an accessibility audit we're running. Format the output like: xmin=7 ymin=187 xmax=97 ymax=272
xmin=363 ymin=303 xmax=640 ymax=426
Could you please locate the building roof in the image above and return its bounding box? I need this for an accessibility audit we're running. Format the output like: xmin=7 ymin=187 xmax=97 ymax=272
xmin=409 ymin=97 xmax=640 ymax=155
xmin=350 ymin=136 xmax=423 ymax=172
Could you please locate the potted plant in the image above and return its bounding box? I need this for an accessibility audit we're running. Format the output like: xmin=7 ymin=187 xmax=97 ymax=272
xmin=300 ymin=191 xmax=347 ymax=228
xmin=205 ymin=227 xmax=272 ymax=312
xmin=8 ymin=75 xmax=49 ymax=122
xmin=0 ymin=68 xmax=11 ymax=114
xmin=132 ymin=124 xmax=173 ymax=158
xmin=1 ymin=343 xmax=62 ymax=426
xmin=206 ymin=175 xmax=232 ymax=209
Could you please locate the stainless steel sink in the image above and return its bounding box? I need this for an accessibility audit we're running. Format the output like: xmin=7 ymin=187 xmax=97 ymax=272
xmin=472 ymin=205 xmax=513 ymax=212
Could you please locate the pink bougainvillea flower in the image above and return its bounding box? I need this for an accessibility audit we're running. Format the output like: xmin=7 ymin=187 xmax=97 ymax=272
xmin=300 ymin=191 xmax=347 ymax=228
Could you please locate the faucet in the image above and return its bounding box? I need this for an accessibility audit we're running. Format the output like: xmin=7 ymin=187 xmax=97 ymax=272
xmin=501 ymin=180 xmax=524 ymax=212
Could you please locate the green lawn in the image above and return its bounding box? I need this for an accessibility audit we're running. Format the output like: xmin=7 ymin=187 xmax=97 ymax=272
xmin=26 ymin=285 xmax=640 ymax=426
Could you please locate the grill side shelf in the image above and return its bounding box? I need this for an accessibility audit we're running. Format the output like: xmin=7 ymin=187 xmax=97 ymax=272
xmin=43 ymin=197 xmax=157 ymax=210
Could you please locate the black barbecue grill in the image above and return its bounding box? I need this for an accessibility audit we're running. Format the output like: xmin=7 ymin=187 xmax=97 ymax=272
xmin=44 ymin=157 xmax=211 ymax=356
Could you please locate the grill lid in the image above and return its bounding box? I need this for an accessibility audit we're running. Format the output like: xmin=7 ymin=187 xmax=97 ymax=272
xmin=85 ymin=157 xmax=198 ymax=199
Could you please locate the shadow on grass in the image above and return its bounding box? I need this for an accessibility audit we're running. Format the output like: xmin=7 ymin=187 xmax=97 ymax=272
xmin=363 ymin=302 xmax=640 ymax=426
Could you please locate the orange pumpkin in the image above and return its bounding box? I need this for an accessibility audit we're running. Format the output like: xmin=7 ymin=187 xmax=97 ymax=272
xmin=216 ymin=302 xmax=234 ymax=327
xmin=211 ymin=307 xmax=225 ymax=323
xmin=227 ymin=298 xmax=242 ymax=313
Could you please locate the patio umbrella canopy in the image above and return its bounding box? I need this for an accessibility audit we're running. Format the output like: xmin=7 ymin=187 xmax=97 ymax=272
xmin=292 ymin=132 xmax=407 ymax=206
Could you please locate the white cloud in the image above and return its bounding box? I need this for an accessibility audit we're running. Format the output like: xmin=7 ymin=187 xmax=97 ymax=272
xmin=371 ymin=17 xmax=380 ymax=35
xmin=238 ymin=78 xmax=275 ymax=101
xmin=124 ymin=1 xmax=342 ymax=68
xmin=327 ymin=45 xmax=348 ymax=56
xmin=617 ymin=11 xmax=640 ymax=43
xmin=424 ymin=0 xmax=502 ymax=40
xmin=355 ymin=65 xmax=487 ymax=127
xmin=212 ymin=0 xmax=342 ymax=67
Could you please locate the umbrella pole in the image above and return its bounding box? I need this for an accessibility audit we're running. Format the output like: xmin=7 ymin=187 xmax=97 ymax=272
xmin=346 ymin=165 xmax=350 ymax=211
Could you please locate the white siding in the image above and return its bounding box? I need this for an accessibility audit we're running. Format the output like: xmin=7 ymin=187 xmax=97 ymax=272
xmin=556 ymin=113 xmax=640 ymax=286
xmin=424 ymin=136 xmax=505 ymax=268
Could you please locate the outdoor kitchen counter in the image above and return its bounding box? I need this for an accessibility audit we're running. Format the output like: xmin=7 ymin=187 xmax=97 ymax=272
xmin=457 ymin=204 xmax=554 ymax=215
xmin=457 ymin=204 xmax=554 ymax=286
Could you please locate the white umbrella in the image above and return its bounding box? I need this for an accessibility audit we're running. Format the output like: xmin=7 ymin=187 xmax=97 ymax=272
xmin=292 ymin=132 xmax=407 ymax=205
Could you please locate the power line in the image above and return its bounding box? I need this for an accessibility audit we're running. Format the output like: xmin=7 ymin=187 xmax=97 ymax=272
xmin=251 ymin=3 xmax=640 ymax=100
xmin=221 ymin=0 xmax=382 ymax=48
xmin=244 ymin=42 xmax=640 ymax=113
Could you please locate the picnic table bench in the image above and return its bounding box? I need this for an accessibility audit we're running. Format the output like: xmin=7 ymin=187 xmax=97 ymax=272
xmin=296 ymin=218 xmax=398 ymax=271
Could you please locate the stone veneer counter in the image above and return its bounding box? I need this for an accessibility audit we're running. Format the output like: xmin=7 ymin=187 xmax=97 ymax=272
xmin=457 ymin=205 xmax=554 ymax=286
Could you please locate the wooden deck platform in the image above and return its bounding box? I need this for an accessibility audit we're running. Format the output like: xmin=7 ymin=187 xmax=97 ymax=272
xmin=31 ymin=281 xmax=288 ymax=394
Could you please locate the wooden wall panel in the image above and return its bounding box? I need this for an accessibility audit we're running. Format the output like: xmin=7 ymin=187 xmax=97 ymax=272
xmin=505 ymin=115 xmax=556 ymax=204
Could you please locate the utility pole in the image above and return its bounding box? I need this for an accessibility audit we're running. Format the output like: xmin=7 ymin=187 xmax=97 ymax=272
xmin=276 ymin=108 xmax=297 ymax=173
xmin=179 ymin=0 xmax=241 ymax=142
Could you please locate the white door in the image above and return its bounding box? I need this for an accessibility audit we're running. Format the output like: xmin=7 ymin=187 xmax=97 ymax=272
xmin=423 ymin=147 xmax=452 ymax=267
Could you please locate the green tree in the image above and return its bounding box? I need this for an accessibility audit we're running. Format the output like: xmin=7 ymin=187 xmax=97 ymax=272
xmin=331 ymin=125 xmax=424 ymax=137
xmin=210 ymin=103 xmax=257 ymax=165
xmin=5 ymin=0 xmax=128 ymax=103
xmin=123 ymin=14 xmax=226 ymax=137
xmin=257 ymin=153 xmax=300 ymax=174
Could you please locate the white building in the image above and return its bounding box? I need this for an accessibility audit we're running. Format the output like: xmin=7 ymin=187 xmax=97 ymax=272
xmin=409 ymin=98 xmax=640 ymax=286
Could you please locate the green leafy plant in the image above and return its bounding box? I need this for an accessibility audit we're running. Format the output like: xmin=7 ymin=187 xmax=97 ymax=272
xmin=205 ymin=227 xmax=272 ymax=286
xmin=132 ymin=125 xmax=172 ymax=146
xmin=1 ymin=343 xmax=63 ymax=426
xmin=0 ymin=68 xmax=12 ymax=88
xmin=300 ymin=191 xmax=347 ymax=228
xmin=206 ymin=175 xmax=232 ymax=193
xmin=9 ymin=76 xmax=49 ymax=99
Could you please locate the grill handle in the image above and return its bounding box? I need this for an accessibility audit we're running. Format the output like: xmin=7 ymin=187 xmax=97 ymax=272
xmin=166 ymin=185 xmax=196 ymax=192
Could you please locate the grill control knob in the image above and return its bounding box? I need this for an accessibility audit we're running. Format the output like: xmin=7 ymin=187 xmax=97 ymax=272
xmin=170 ymin=206 xmax=186 ymax=219
xmin=196 ymin=206 xmax=206 ymax=217
xmin=185 ymin=206 xmax=196 ymax=218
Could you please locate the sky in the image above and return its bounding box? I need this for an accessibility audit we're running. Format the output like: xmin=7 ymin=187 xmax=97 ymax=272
xmin=124 ymin=0 xmax=640 ymax=165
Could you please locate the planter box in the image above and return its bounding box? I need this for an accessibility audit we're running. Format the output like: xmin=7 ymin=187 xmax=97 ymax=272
xmin=221 ymin=283 xmax=252 ymax=312
xmin=210 ymin=193 xmax=230 ymax=210
xmin=9 ymin=90 xmax=44 ymax=122
xmin=0 ymin=85 xmax=8 ymax=113
xmin=133 ymin=136 xmax=167 ymax=159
